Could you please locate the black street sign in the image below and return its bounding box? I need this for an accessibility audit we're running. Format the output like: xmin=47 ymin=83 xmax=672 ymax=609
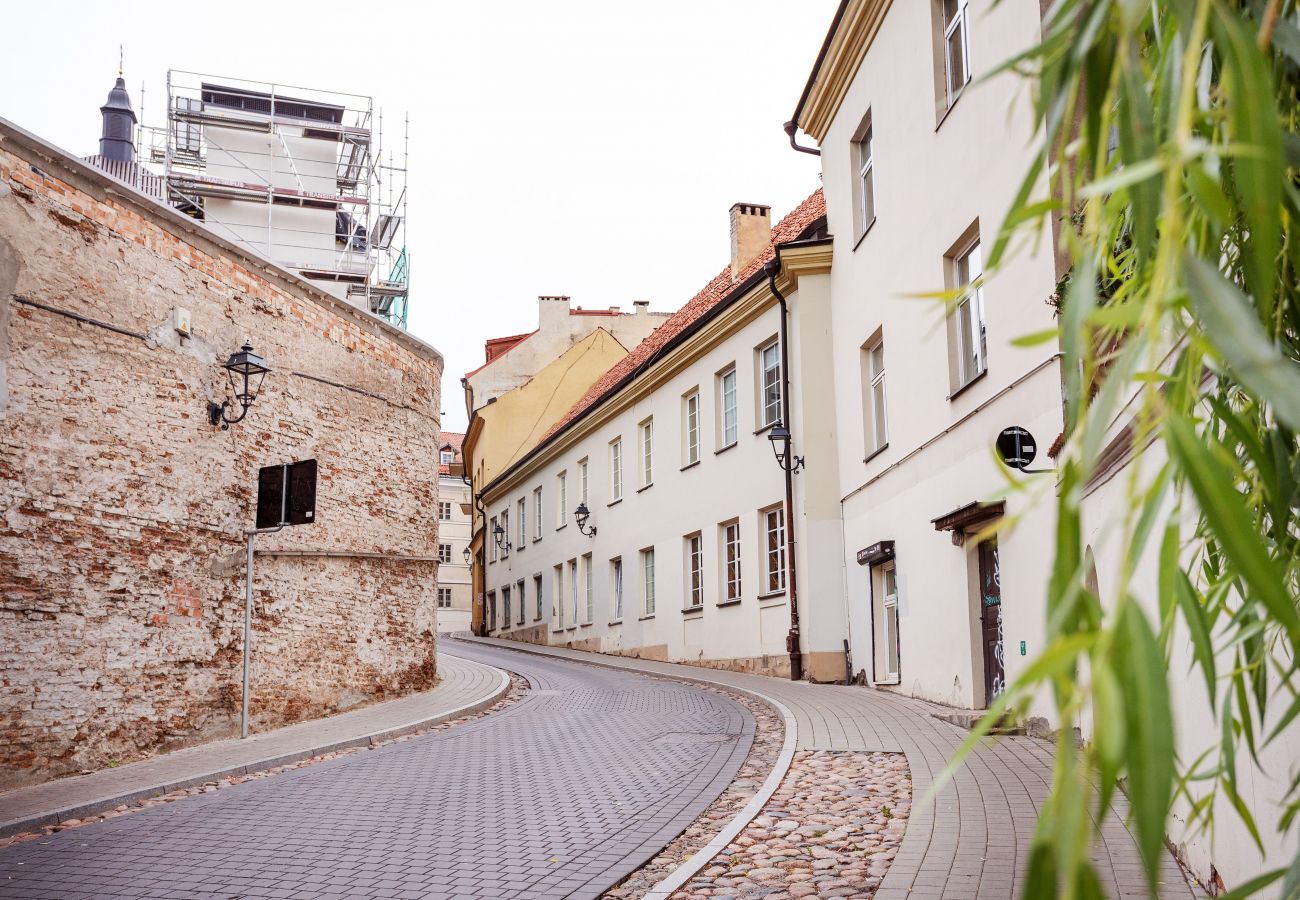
xmin=996 ymin=426 xmax=1036 ymax=471
xmin=256 ymin=459 xmax=317 ymax=529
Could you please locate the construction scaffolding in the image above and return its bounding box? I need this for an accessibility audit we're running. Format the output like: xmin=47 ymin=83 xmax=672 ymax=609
xmin=139 ymin=71 xmax=410 ymax=329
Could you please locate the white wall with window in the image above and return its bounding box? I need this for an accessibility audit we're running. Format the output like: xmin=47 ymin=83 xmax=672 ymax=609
xmin=435 ymin=465 xmax=474 ymax=633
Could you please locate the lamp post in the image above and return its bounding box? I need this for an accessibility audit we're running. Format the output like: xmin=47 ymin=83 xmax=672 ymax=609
xmin=574 ymin=502 xmax=597 ymax=537
xmin=492 ymin=522 xmax=511 ymax=553
xmin=209 ymin=342 xmax=270 ymax=429
xmin=768 ymin=422 xmax=805 ymax=473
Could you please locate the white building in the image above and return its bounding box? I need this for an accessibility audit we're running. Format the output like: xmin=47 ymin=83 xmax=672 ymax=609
xmin=435 ymin=434 xmax=473 ymax=633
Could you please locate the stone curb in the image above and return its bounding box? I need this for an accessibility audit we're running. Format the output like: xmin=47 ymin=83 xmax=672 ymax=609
xmin=0 ymin=657 xmax=511 ymax=839
xmin=458 ymin=636 xmax=800 ymax=899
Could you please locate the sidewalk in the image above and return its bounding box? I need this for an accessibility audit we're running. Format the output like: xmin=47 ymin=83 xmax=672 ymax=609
xmin=467 ymin=636 xmax=1203 ymax=900
xmin=0 ymin=650 xmax=508 ymax=838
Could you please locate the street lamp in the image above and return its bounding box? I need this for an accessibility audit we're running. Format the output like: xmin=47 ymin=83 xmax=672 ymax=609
xmin=574 ymin=502 xmax=597 ymax=537
xmin=768 ymin=422 xmax=805 ymax=473
xmin=492 ymin=522 xmax=511 ymax=552
xmin=462 ymin=545 xmax=472 ymax=565
xmin=209 ymin=342 xmax=270 ymax=429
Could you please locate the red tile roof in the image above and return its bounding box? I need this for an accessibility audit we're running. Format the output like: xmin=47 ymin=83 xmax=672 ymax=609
xmin=539 ymin=189 xmax=825 ymax=447
xmin=439 ymin=431 xmax=466 ymax=475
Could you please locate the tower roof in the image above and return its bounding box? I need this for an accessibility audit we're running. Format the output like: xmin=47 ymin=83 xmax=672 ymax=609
xmin=100 ymin=76 xmax=136 ymax=122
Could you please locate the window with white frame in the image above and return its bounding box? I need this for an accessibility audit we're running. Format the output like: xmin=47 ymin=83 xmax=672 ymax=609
xmin=611 ymin=557 xmax=624 ymax=620
xmin=854 ymin=116 xmax=875 ymax=235
xmin=501 ymin=510 xmax=510 ymax=556
xmin=683 ymin=390 xmax=700 ymax=466
xmin=758 ymin=341 xmax=782 ymax=428
xmin=582 ymin=553 xmax=593 ymax=623
xmin=534 ymin=573 xmax=543 ymax=620
xmin=516 ymin=579 xmax=525 ymax=625
xmin=639 ymin=419 xmax=654 ymax=488
xmin=942 ymin=0 xmax=972 ymax=105
xmin=568 ymin=559 xmax=579 ymax=626
xmin=438 ymin=543 xmax=452 ymax=564
xmin=610 ymin=438 xmax=623 ymax=501
xmin=863 ymin=333 xmax=888 ymax=454
xmin=556 ymin=471 xmax=567 ymax=528
xmin=641 ymin=547 xmax=656 ymax=616
xmin=554 ymin=564 xmax=565 ymax=628
xmin=517 ymin=498 xmax=527 ymax=549
xmin=762 ymin=506 xmax=787 ymax=594
xmin=438 ymin=501 xmax=452 ymax=521
xmin=533 ymin=488 xmax=543 ymax=540
xmin=952 ymin=238 xmax=987 ymax=389
xmin=722 ymin=520 xmax=742 ymax=602
xmin=489 ymin=516 xmax=499 ymax=562
xmin=437 ymin=587 xmax=452 ymax=608
xmin=718 ymin=366 xmax=738 ymax=447
xmin=440 ymin=450 xmax=454 ymax=466
xmin=686 ymin=533 xmax=704 ymax=609
xmin=578 ymin=458 xmax=589 ymax=504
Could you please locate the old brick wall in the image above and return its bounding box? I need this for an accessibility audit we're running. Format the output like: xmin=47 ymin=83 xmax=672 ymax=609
xmin=0 ymin=123 xmax=442 ymax=790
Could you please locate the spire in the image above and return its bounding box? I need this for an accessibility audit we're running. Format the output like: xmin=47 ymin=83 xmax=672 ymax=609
xmin=98 ymin=65 xmax=137 ymax=163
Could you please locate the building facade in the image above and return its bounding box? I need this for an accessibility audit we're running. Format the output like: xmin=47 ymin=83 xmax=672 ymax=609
xmin=435 ymin=434 xmax=473 ymax=633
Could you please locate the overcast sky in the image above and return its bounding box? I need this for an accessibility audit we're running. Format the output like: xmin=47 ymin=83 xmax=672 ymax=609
xmin=1 ymin=1 xmax=837 ymax=432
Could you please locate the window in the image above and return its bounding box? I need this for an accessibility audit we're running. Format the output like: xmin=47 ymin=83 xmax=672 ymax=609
xmin=718 ymin=367 xmax=738 ymax=447
xmin=683 ymin=390 xmax=700 ymax=466
xmin=863 ymin=333 xmax=888 ymax=454
xmin=759 ymin=341 xmax=782 ymax=428
xmin=722 ymin=520 xmax=742 ymax=602
xmin=568 ymin=559 xmax=579 ymax=626
xmin=517 ymin=498 xmax=526 ymax=549
xmin=554 ymin=564 xmax=565 ymax=628
xmin=640 ymin=548 xmax=656 ymax=616
xmin=437 ymin=587 xmax=453 ymax=608
xmin=686 ymin=533 xmax=704 ymax=609
xmin=500 ymin=510 xmax=510 ymax=557
xmin=438 ymin=501 xmax=452 ymax=521
xmin=174 ymin=97 xmax=202 ymax=157
xmin=854 ymin=116 xmax=875 ymax=236
xmin=502 ymin=585 xmax=512 ymax=629
xmin=578 ymin=458 xmax=589 ymax=505
xmin=611 ymin=557 xmax=624 ymax=620
xmin=877 ymin=562 xmax=901 ymax=682
xmin=582 ymin=553 xmax=593 ymax=624
xmin=534 ymin=574 xmax=543 ymax=621
xmin=489 ymin=516 xmax=499 ymax=562
xmin=440 ymin=450 xmax=454 ymax=466
xmin=763 ymin=507 xmax=787 ymax=594
xmin=556 ymin=471 xmax=567 ymax=528
xmin=517 ymin=579 xmax=526 ymax=625
xmin=639 ymin=419 xmax=654 ymax=488
xmin=438 ymin=543 xmax=452 ymax=564
xmin=487 ymin=591 xmax=496 ymax=630
xmin=610 ymin=438 xmax=623 ymax=501
xmin=533 ymin=488 xmax=543 ymax=540
xmin=942 ymin=0 xmax=971 ymax=105
xmin=951 ymin=238 xmax=987 ymax=389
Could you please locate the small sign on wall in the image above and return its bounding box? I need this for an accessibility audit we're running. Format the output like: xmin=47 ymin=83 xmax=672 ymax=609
xmin=256 ymin=459 xmax=317 ymax=529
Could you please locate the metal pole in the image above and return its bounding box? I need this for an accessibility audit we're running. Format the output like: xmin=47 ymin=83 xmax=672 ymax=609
xmin=242 ymin=529 xmax=254 ymax=739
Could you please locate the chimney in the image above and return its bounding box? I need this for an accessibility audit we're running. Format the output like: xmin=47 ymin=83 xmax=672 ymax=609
xmin=730 ymin=203 xmax=771 ymax=280
xmin=538 ymin=295 xmax=571 ymax=330
xmin=633 ymin=300 xmax=650 ymax=316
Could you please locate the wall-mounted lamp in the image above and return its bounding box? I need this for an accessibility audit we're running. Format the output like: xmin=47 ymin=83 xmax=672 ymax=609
xmin=462 ymin=545 xmax=472 ymax=565
xmin=492 ymin=522 xmax=511 ymax=552
xmin=209 ymin=342 xmax=270 ymax=429
xmin=768 ymin=422 xmax=805 ymax=474
xmin=574 ymin=502 xmax=597 ymax=537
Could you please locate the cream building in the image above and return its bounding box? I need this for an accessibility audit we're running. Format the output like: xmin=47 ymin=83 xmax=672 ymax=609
xmin=434 ymin=434 xmax=473 ymax=633
xmin=480 ymin=197 xmax=850 ymax=681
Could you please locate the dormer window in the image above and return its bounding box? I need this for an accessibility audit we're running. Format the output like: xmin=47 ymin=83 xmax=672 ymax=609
xmin=440 ymin=450 xmax=454 ymax=466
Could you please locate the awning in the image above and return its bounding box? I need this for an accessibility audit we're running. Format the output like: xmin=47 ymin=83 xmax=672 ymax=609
xmin=931 ymin=500 xmax=1005 ymax=534
xmin=856 ymin=540 xmax=895 ymax=566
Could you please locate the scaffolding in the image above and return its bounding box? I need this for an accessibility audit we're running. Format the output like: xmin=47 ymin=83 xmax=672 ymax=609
xmin=139 ymin=70 xmax=410 ymax=329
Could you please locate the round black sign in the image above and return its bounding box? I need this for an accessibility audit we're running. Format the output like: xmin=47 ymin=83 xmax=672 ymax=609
xmin=996 ymin=426 xmax=1037 ymax=470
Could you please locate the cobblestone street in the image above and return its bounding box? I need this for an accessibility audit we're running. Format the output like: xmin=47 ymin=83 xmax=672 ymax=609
xmin=0 ymin=640 xmax=753 ymax=900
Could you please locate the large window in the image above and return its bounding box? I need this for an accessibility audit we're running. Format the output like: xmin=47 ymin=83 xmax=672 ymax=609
xmin=942 ymin=0 xmax=972 ymax=105
xmin=516 ymin=579 xmax=526 ymax=625
xmin=533 ymin=488 xmax=543 ymax=541
xmin=763 ymin=507 xmax=787 ymax=594
xmin=517 ymin=498 xmax=527 ymax=549
xmin=759 ymin=341 xmax=782 ymax=428
xmin=554 ymin=564 xmax=565 ymax=628
xmin=952 ymin=238 xmax=987 ymax=389
xmin=489 ymin=516 xmax=498 ymax=562
xmin=722 ymin=520 xmax=742 ymax=602
xmin=610 ymin=438 xmax=623 ymax=502
xmin=534 ymin=574 xmax=543 ymax=621
xmin=854 ymin=116 xmax=875 ymax=235
xmin=437 ymin=587 xmax=452 ymax=608
xmin=718 ymin=367 xmax=738 ymax=447
xmin=639 ymin=419 xmax=654 ymax=488
xmin=686 ymin=533 xmax=704 ymax=609
xmin=863 ymin=333 xmax=888 ymax=454
xmin=578 ymin=458 xmax=589 ymax=505
xmin=438 ymin=543 xmax=452 ymax=564
xmin=438 ymin=501 xmax=452 ymax=521
xmin=556 ymin=471 xmax=567 ymax=528
xmin=502 ymin=585 xmax=512 ymax=628
xmin=683 ymin=390 xmax=701 ymax=466
xmin=582 ymin=553 xmax=593 ymax=624
xmin=611 ymin=557 xmax=624 ymax=620
xmin=568 ymin=559 xmax=579 ymax=626
xmin=641 ymin=548 xmax=656 ymax=616
xmin=500 ymin=510 xmax=510 ymax=557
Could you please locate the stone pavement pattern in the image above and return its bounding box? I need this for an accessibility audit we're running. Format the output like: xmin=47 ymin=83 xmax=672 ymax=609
xmin=0 ymin=652 xmax=506 ymax=837
xmin=0 ymin=640 xmax=754 ymax=900
xmin=470 ymin=637 xmax=1203 ymax=900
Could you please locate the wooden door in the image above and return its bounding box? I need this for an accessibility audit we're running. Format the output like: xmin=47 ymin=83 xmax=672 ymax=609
xmin=978 ymin=539 xmax=1004 ymax=704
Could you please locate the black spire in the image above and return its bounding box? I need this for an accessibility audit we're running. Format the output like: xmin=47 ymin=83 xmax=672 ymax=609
xmin=98 ymin=75 xmax=137 ymax=163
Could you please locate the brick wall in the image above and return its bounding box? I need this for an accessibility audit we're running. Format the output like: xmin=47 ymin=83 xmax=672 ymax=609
xmin=0 ymin=123 xmax=443 ymax=790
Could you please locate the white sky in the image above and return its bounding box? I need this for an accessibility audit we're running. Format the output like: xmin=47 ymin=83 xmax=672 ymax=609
xmin=1 ymin=0 xmax=837 ymax=432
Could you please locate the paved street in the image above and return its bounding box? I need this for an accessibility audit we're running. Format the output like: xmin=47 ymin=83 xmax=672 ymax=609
xmin=0 ymin=640 xmax=754 ymax=900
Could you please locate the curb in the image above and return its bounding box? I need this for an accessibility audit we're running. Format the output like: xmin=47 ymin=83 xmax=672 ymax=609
xmin=0 ymin=657 xmax=511 ymax=839
xmin=459 ymin=636 xmax=799 ymax=898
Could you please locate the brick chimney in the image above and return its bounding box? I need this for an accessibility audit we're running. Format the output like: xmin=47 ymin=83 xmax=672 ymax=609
xmin=730 ymin=203 xmax=771 ymax=281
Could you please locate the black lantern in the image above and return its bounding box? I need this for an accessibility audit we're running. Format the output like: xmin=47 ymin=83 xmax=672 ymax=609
xmin=209 ymin=342 xmax=270 ymax=429
xmin=492 ymin=522 xmax=511 ymax=552
xmin=462 ymin=545 xmax=472 ymax=565
xmin=574 ymin=502 xmax=597 ymax=538
xmin=768 ymin=422 xmax=805 ymax=473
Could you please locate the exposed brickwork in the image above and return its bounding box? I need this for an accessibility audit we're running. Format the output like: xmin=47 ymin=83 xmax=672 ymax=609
xmin=0 ymin=126 xmax=443 ymax=790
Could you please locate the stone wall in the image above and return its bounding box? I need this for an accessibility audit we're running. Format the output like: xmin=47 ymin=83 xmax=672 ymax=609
xmin=0 ymin=122 xmax=442 ymax=790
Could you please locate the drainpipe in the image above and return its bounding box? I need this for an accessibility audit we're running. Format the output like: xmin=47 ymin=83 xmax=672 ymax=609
xmin=783 ymin=121 xmax=821 ymax=157
xmin=765 ymin=259 xmax=803 ymax=682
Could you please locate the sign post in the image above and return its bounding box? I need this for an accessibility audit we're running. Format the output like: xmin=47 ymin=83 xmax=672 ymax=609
xmin=242 ymin=459 xmax=317 ymax=739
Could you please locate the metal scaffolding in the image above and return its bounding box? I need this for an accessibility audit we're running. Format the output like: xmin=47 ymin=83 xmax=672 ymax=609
xmin=139 ymin=70 xmax=410 ymax=329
